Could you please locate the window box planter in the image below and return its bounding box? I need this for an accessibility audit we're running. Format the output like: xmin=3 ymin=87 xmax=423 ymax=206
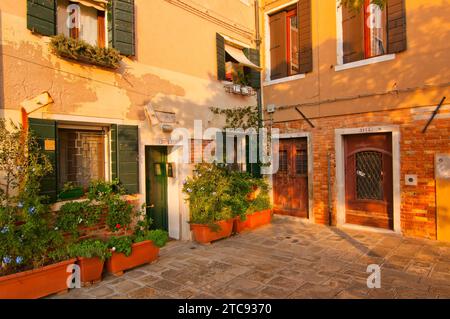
xmin=77 ymin=257 xmax=104 ymax=286
xmin=50 ymin=34 xmax=122 ymax=69
xmin=106 ymin=241 xmax=159 ymax=276
xmin=58 ymin=187 xmax=84 ymax=201
xmin=235 ymin=209 xmax=272 ymax=233
xmin=0 ymin=259 xmax=76 ymax=299
xmin=224 ymin=83 xmax=256 ymax=96
xmin=190 ymin=219 xmax=234 ymax=244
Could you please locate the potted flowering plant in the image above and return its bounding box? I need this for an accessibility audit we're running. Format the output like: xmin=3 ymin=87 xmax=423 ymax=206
xmin=0 ymin=121 xmax=76 ymax=299
xmin=67 ymin=239 xmax=110 ymax=286
xmin=182 ymin=163 xmax=235 ymax=244
xmin=105 ymin=206 xmax=169 ymax=276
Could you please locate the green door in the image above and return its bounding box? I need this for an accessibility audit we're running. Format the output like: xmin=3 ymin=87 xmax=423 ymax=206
xmin=145 ymin=146 xmax=168 ymax=231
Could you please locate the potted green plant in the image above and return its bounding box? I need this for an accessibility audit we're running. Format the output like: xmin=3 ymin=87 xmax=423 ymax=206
xmin=0 ymin=121 xmax=76 ymax=299
xmin=183 ymin=163 xmax=235 ymax=244
xmin=57 ymin=182 xmax=84 ymax=201
xmin=68 ymin=239 xmax=110 ymax=286
xmin=235 ymin=178 xmax=273 ymax=233
xmin=105 ymin=205 xmax=169 ymax=276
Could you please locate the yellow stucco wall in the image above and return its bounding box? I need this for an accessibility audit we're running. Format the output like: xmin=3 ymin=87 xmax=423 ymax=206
xmin=0 ymin=0 xmax=258 ymax=137
xmin=260 ymin=0 xmax=450 ymax=122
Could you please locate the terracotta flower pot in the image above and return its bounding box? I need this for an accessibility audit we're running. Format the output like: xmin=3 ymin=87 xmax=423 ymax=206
xmin=0 ymin=259 xmax=77 ymax=299
xmin=77 ymin=257 xmax=104 ymax=285
xmin=235 ymin=209 xmax=272 ymax=233
xmin=190 ymin=219 xmax=234 ymax=244
xmin=106 ymin=241 xmax=159 ymax=276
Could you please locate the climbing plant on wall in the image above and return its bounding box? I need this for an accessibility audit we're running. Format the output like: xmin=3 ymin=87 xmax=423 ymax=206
xmin=210 ymin=106 xmax=259 ymax=130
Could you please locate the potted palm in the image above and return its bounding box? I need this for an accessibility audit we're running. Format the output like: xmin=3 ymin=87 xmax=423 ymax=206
xmin=183 ymin=163 xmax=235 ymax=244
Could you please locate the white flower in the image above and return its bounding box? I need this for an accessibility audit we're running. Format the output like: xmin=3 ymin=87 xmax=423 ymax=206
xmin=54 ymin=227 xmax=59 ymax=231
xmin=111 ymin=247 xmax=116 ymax=252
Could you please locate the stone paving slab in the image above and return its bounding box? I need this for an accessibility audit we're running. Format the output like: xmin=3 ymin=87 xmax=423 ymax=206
xmin=53 ymin=216 xmax=450 ymax=299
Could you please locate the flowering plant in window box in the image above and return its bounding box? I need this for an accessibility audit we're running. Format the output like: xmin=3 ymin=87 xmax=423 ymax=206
xmin=50 ymin=34 xmax=122 ymax=69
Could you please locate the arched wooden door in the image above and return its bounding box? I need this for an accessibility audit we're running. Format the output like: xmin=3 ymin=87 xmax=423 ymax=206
xmin=273 ymin=138 xmax=309 ymax=218
xmin=344 ymin=133 xmax=393 ymax=229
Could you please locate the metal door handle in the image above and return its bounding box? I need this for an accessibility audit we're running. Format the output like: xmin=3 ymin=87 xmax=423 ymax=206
xmin=147 ymin=204 xmax=155 ymax=208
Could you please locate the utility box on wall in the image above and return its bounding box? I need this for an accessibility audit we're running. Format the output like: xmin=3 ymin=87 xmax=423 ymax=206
xmin=436 ymin=154 xmax=450 ymax=242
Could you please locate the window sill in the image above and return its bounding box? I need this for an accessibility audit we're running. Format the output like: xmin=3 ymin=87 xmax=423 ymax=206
xmin=263 ymin=74 xmax=306 ymax=87
xmin=335 ymin=54 xmax=396 ymax=72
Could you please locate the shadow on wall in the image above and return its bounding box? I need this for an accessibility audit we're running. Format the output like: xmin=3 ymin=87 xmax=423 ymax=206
xmin=266 ymin=2 xmax=450 ymax=117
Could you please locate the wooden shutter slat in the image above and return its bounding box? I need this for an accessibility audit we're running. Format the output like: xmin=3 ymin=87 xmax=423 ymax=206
xmin=298 ymin=0 xmax=313 ymax=74
xmin=98 ymin=10 xmax=106 ymax=48
xmin=342 ymin=5 xmax=364 ymax=64
xmin=29 ymin=118 xmax=58 ymax=202
xmin=387 ymin=0 xmax=407 ymax=54
xmin=117 ymin=125 xmax=139 ymax=194
xmin=109 ymin=0 xmax=135 ymax=56
xmin=27 ymin=0 xmax=56 ymax=36
xmin=110 ymin=124 xmax=118 ymax=180
xmin=269 ymin=11 xmax=287 ymax=80
xmin=216 ymin=33 xmax=226 ymax=81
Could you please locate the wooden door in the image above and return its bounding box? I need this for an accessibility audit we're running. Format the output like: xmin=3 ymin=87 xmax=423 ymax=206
xmin=273 ymin=138 xmax=309 ymax=218
xmin=145 ymin=146 xmax=168 ymax=231
xmin=344 ymin=133 xmax=393 ymax=229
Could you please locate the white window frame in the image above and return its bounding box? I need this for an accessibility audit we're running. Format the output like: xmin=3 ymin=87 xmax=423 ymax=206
xmin=335 ymin=1 xmax=396 ymax=71
xmin=263 ymin=0 xmax=306 ymax=86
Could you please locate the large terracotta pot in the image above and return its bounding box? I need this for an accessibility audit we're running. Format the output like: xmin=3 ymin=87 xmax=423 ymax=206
xmin=0 ymin=259 xmax=77 ymax=299
xmin=106 ymin=241 xmax=159 ymax=276
xmin=77 ymin=257 xmax=104 ymax=285
xmin=190 ymin=219 xmax=234 ymax=244
xmin=235 ymin=209 xmax=272 ymax=233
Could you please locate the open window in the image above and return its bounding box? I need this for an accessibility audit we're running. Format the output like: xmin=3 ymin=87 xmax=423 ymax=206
xmin=268 ymin=0 xmax=312 ymax=81
xmin=216 ymin=34 xmax=261 ymax=92
xmin=341 ymin=0 xmax=407 ymax=64
xmin=57 ymin=0 xmax=106 ymax=48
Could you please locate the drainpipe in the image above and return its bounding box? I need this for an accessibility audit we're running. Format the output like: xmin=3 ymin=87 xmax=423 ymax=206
xmin=255 ymin=0 xmax=263 ymax=177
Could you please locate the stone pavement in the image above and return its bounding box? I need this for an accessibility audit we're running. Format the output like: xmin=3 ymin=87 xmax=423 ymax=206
xmin=54 ymin=216 xmax=450 ymax=299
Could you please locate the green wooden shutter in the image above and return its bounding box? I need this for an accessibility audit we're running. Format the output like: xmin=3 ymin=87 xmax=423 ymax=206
xmin=27 ymin=0 xmax=56 ymax=36
xmin=298 ymin=0 xmax=313 ymax=74
xmin=246 ymin=135 xmax=261 ymax=178
xmin=114 ymin=125 xmax=139 ymax=194
xmin=110 ymin=124 xmax=118 ymax=180
xmin=216 ymin=33 xmax=226 ymax=81
xmin=109 ymin=0 xmax=135 ymax=56
xmin=29 ymin=118 xmax=58 ymax=202
xmin=243 ymin=48 xmax=261 ymax=89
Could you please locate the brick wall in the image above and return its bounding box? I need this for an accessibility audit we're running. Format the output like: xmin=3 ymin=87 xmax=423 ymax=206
xmin=272 ymin=105 xmax=450 ymax=240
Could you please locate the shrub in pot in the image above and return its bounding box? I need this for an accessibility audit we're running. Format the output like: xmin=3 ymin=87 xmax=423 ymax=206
xmin=106 ymin=207 xmax=169 ymax=276
xmin=106 ymin=230 xmax=168 ymax=276
xmin=235 ymin=178 xmax=273 ymax=233
xmin=0 ymin=121 xmax=76 ymax=299
xmin=183 ymin=163 xmax=234 ymax=244
xmin=68 ymin=239 xmax=110 ymax=286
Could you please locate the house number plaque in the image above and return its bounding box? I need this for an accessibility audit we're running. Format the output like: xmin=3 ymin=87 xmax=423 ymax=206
xmin=44 ymin=139 xmax=56 ymax=151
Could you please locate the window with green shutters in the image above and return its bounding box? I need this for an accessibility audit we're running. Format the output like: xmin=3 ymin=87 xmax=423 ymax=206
xmin=27 ymin=0 xmax=136 ymax=56
xmin=28 ymin=120 xmax=139 ymax=202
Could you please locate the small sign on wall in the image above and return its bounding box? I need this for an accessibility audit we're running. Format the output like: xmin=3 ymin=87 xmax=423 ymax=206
xmin=44 ymin=139 xmax=56 ymax=151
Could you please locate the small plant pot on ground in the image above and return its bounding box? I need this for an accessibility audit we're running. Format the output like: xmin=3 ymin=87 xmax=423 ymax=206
xmin=0 ymin=259 xmax=77 ymax=299
xmin=190 ymin=219 xmax=234 ymax=244
xmin=106 ymin=241 xmax=159 ymax=276
xmin=77 ymin=257 xmax=105 ymax=286
xmin=235 ymin=209 xmax=272 ymax=233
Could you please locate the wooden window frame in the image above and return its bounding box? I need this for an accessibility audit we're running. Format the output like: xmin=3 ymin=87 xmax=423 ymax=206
xmin=286 ymin=9 xmax=299 ymax=77
xmin=363 ymin=0 xmax=387 ymax=60
xmin=63 ymin=1 xmax=106 ymax=48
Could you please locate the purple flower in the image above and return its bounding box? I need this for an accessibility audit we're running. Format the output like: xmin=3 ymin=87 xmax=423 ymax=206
xmin=28 ymin=207 xmax=36 ymax=215
xmin=187 ymin=188 xmax=192 ymax=193
xmin=2 ymin=256 xmax=11 ymax=264
xmin=1 ymin=226 xmax=8 ymax=234
xmin=15 ymin=256 xmax=23 ymax=264
xmin=182 ymin=179 xmax=187 ymax=185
